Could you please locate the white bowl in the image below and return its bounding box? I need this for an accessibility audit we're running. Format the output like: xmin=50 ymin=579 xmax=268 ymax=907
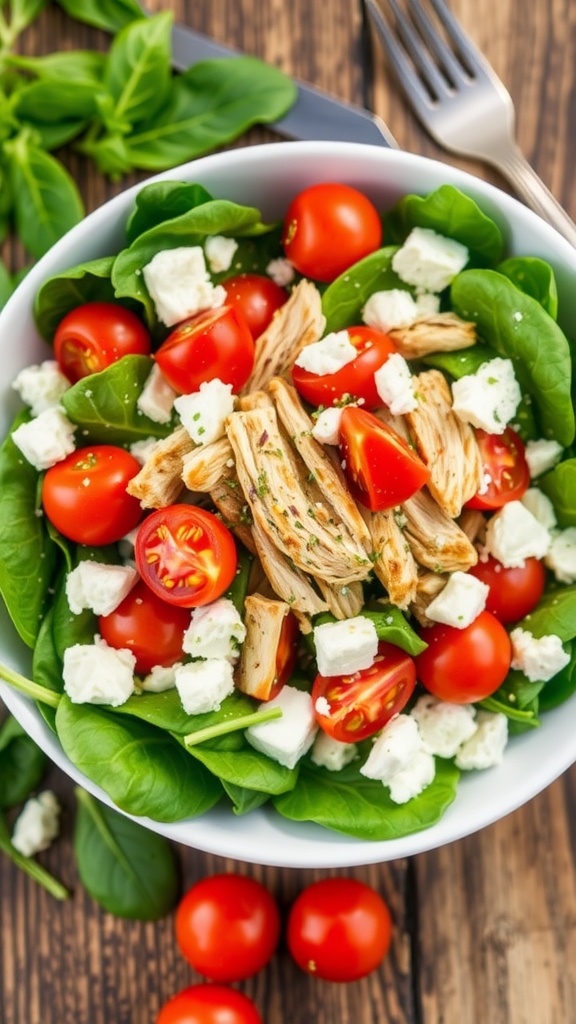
xmin=1 ymin=141 xmax=575 ymax=868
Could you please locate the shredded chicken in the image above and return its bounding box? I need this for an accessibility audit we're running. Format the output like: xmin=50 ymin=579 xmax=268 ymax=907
xmin=209 ymin=474 xmax=256 ymax=554
xmin=243 ymin=280 xmax=325 ymax=393
xmin=127 ymin=426 xmax=193 ymax=508
xmin=237 ymin=593 xmax=294 ymax=700
xmin=249 ymin=518 xmax=327 ymax=630
xmin=458 ymin=507 xmax=487 ymax=546
xmin=181 ymin=436 xmax=234 ymax=492
xmin=368 ymin=507 xmax=419 ymax=610
xmin=389 ymin=311 xmax=476 ymax=358
xmin=402 ymin=488 xmax=478 ymax=573
xmin=317 ymin=579 xmax=365 ymax=619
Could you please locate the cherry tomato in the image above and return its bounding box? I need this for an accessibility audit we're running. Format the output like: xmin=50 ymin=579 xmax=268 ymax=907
xmin=282 ymin=182 xmax=382 ymax=282
xmin=415 ymin=610 xmax=512 ymax=703
xmin=339 ymin=406 xmax=430 ymax=511
xmin=136 ymin=505 xmax=238 ymax=608
xmin=54 ymin=301 xmax=151 ymax=383
xmin=268 ymin=611 xmax=300 ymax=701
xmin=291 ymin=326 xmax=396 ymax=409
xmin=312 ymin=641 xmax=417 ymax=743
xmin=466 ymin=427 xmax=530 ymax=510
xmin=98 ymin=580 xmax=190 ymax=674
xmin=287 ymin=877 xmax=393 ymax=982
xmin=154 ymin=305 xmax=254 ymax=395
xmin=469 ymin=555 xmax=546 ymax=624
xmin=42 ymin=444 xmax=142 ymax=545
xmin=222 ymin=274 xmax=289 ymax=338
xmin=156 ymin=985 xmax=262 ymax=1024
xmin=175 ymin=874 xmax=280 ymax=983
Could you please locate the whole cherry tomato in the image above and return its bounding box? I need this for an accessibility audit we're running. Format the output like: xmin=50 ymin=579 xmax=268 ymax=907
xmin=466 ymin=427 xmax=530 ymax=510
xmin=98 ymin=580 xmax=190 ymax=674
xmin=339 ymin=406 xmax=430 ymax=510
xmin=222 ymin=273 xmax=289 ymax=338
xmin=54 ymin=301 xmax=151 ymax=383
xmin=415 ymin=610 xmax=512 ymax=703
xmin=469 ymin=555 xmax=546 ymax=624
xmin=155 ymin=305 xmax=254 ymax=394
xmin=156 ymin=985 xmax=262 ymax=1024
xmin=292 ymin=326 xmax=396 ymax=409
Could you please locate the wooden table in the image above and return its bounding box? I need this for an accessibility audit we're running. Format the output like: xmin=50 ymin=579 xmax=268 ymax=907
xmin=1 ymin=2 xmax=576 ymax=1022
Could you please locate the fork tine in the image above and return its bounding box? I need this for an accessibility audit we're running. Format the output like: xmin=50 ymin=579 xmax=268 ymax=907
xmin=426 ymin=0 xmax=498 ymax=82
xmin=364 ymin=0 xmax=447 ymax=110
xmin=407 ymin=0 xmax=469 ymax=86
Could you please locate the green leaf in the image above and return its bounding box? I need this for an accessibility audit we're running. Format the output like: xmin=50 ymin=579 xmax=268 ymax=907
xmin=32 ymin=606 xmax=63 ymax=731
xmin=185 ymin=737 xmax=298 ymax=796
xmin=6 ymin=50 xmax=107 ymax=83
xmin=220 ymin=780 xmax=270 ymax=816
xmin=518 ymin=585 xmax=576 ymax=642
xmin=34 ymin=256 xmax=117 ymax=341
xmin=312 ymin=606 xmax=427 ymax=657
xmin=4 ymin=0 xmax=48 ymax=38
xmin=0 ymin=715 xmax=47 ymax=809
xmin=0 ymin=812 xmax=69 ymax=900
xmin=13 ymin=79 xmax=100 ymax=149
xmin=497 ymin=256 xmax=559 ymax=319
xmin=125 ymin=181 xmax=215 ymax=243
xmin=103 ymin=12 xmax=173 ymax=127
xmin=53 ymin=0 xmax=142 ymax=33
xmin=73 ymin=787 xmax=178 ymax=920
xmin=386 ymin=184 xmax=505 ymax=263
xmin=538 ymin=641 xmax=576 ymax=712
xmin=321 ymin=247 xmax=404 ymax=334
xmin=0 ymin=258 xmax=14 ymax=310
xmin=540 ymin=458 xmax=576 ymax=527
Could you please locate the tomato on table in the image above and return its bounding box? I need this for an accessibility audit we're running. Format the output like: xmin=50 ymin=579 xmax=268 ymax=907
xmin=286 ymin=877 xmax=393 ymax=982
xmin=175 ymin=873 xmax=280 ymax=982
xmin=154 ymin=305 xmax=254 ymax=394
xmin=282 ymin=182 xmax=383 ymax=282
xmin=222 ymin=273 xmax=288 ymax=338
xmin=54 ymin=301 xmax=151 ymax=383
xmin=135 ymin=504 xmax=238 ymax=608
xmin=292 ymin=326 xmax=397 ymax=409
xmin=466 ymin=427 xmax=530 ymax=510
xmin=42 ymin=444 xmax=142 ymax=545
xmin=98 ymin=580 xmax=190 ymax=674
xmin=313 ymin=641 xmax=417 ymax=743
xmin=469 ymin=555 xmax=546 ymax=624
xmin=338 ymin=406 xmax=430 ymax=510
xmin=415 ymin=610 xmax=512 ymax=703
xmin=156 ymin=985 xmax=262 ymax=1024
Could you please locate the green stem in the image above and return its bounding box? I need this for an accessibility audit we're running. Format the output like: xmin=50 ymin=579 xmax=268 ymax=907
xmin=0 ymin=662 xmax=60 ymax=709
xmin=184 ymin=707 xmax=283 ymax=747
xmin=0 ymin=816 xmax=69 ymax=900
xmin=479 ymin=696 xmax=540 ymax=727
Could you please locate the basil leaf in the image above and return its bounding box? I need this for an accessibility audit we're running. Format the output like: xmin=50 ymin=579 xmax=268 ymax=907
xmin=54 ymin=0 xmax=142 ymax=33
xmin=6 ymin=50 xmax=107 ymax=83
xmin=540 ymin=458 xmax=576 ymax=527
xmin=13 ymin=80 xmax=100 ymax=149
xmin=386 ymin=184 xmax=505 ymax=262
xmin=0 ymin=715 xmax=47 ymax=810
xmin=321 ymin=247 xmax=404 ymax=334
xmin=103 ymin=12 xmax=173 ymax=128
xmin=497 ymin=256 xmax=559 ymax=319
xmin=34 ymin=257 xmax=117 ymax=341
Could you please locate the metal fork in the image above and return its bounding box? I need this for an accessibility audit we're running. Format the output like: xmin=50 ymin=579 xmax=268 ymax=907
xmin=364 ymin=0 xmax=576 ymax=247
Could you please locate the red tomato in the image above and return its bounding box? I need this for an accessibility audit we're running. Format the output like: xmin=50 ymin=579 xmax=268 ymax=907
xmin=154 ymin=305 xmax=254 ymax=394
xmin=312 ymin=641 xmax=417 ymax=743
xmin=415 ymin=610 xmax=512 ymax=703
xmin=136 ymin=505 xmax=238 ymax=608
xmin=175 ymin=874 xmax=280 ymax=983
xmin=222 ymin=274 xmax=288 ymax=338
xmin=54 ymin=301 xmax=151 ymax=383
xmin=42 ymin=445 xmax=142 ymax=545
xmin=291 ymin=326 xmax=396 ymax=409
xmin=469 ymin=555 xmax=546 ymax=624
xmin=282 ymin=182 xmax=382 ymax=282
xmin=98 ymin=580 xmax=190 ymax=674
xmin=268 ymin=611 xmax=300 ymax=701
xmin=466 ymin=427 xmax=530 ymax=510
xmin=287 ymin=877 xmax=393 ymax=982
xmin=339 ymin=406 xmax=430 ymax=511
xmin=156 ymin=985 xmax=262 ymax=1024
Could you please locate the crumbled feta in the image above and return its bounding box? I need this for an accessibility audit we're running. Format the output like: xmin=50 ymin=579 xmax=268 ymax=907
xmin=455 ymin=711 xmax=508 ymax=770
xmin=484 ymin=500 xmax=551 ymax=567
xmin=424 ymin=571 xmax=489 ymax=629
xmin=411 ymin=694 xmax=477 ymax=757
xmin=294 ymin=330 xmax=357 ymax=376
xmin=141 ymin=663 xmax=181 ymax=692
xmin=129 ymin=436 xmax=159 ymax=465
xmin=387 ymin=749 xmax=436 ymax=804
xmin=204 ymin=234 xmax=238 ymax=273
xmin=266 ymin=257 xmax=294 ymax=287
xmin=12 ymin=406 xmax=76 ymax=470
xmin=510 ymin=627 xmax=570 ymax=682
xmin=63 ymin=637 xmax=136 ymax=706
xmin=182 ymin=598 xmax=246 ymax=662
xmin=66 ymin=561 xmax=138 ymax=616
xmin=525 ymin=438 xmax=563 ymax=478
xmin=415 ymin=291 xmax=442 ymax=316
xmin=545 ymin=528 xmax=576 ymax=583
xmin=174 ymin=658 xmax=235 ymax=715
xmin=313 ymin=616 xmax=379 ymax=676
xmin=311 ymin=406 xmax=343 ymax=445
xmin=362 ymin=288 xmax=420 ymax=331
xmin=451 ymin=358 xmax=521 ymax=434
xmin=374 ymin=352 xmax=418 ymax=415
xmin=315 ymin=696 xmax=332 ymax=716
xmin=391 ymin=227 xmax=468 ymax=293
xmin=521 ymin=488 xmax=557 ymax=530
xmin=175 ymin=378 xmax=235 ymax=444
xmin=245 ymin=685 xmax=318 ymax=769
xmin=359 ymin=714 xmax=422 ymax=782
xmin=12 ymin=360 xmax=70 ymax=416
xmin=137 ymin=363 xmax=177 ymax=424
xmin=142 ymin=246 xmax=226 ymax=327
xmin=11 ymin=791 xmax=61 ymax=858
xmin=310 ymin=731 xmax=357 ymax=772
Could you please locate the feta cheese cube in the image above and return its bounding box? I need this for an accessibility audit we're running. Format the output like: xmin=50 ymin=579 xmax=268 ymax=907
xmin=359 ymin=714 xmax=422 ymax=782
xmin=294 ymin=330 xmax=357 ymax=376
xmin=387 ymin=749 xmax=436 ymax=804
xmin=175 ymin=378 xmax=235 ymax=444
xmin=510 ymin=627 xmax=570 ymax=682
xmin=182 ymin=597 xmax=246 ymax=662
xmin=266 ymin=257 xmax=295 ymax=287
xmin=141 ymin=663 xmax=181 ymax=692
xmin=65 ymin=561 xmax=138 ymax=616
xmin=12 ymin=406 xmax=76 ymax=470
xmin=137 ymin=363 xmax=177 ymax=424
xmin=525 ymin=438 xmax=563 ymax=478
xmin=521 ymin=488 xmax=557 ymax=530
xmin=314 ymin=615 xmax=379 ymax=677
xmin=545 ymin=528 xmax=576 ymax=584
xmin=245 ymin=685 xmax=318 ymax=769
xmin=12 ymin=360 xmax=70 ymax=416
xmin=174 ymin=658 xmax=235 ymax=715
xmin=142 ymin=246 xmax=226 ymax=327
xmin=311 ymin=406 xmax=343 ymax=446
xmin=411 ymin=694 xmax=477 ymax=757
xmin=310 ymin=731 xmax=358 ymax=771
xmin=204 ymin=234 xmax=238 ymax=273
xmin=455 ymin=711 xmax=508 ymax=770
xmin=424 ymin=571 xmax=489 ymax=629
xmin=362 ymin=288 xmax=420 ymax=331
xmin=484 ymin=500 xmax=551 ymax=567
xmin=391 ymin=227 xmax=468 ymax=293
xmin=11 ymin=791 xmax=61 ymax=857
xmin=374 ymin=352 xmax=418 ymax=415
xmin=451 ymin=358 xmax=521 ymax=434
xmin=63 ymin=638 xmax=136 ymax=706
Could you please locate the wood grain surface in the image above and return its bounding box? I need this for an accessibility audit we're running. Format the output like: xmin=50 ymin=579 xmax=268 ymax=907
xmin=1 ymin=2 xmax=576 ymax=1023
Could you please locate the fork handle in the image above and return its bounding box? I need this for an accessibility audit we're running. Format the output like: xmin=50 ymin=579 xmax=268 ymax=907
xmin=495 ymin=146 xmax=576 ymax=249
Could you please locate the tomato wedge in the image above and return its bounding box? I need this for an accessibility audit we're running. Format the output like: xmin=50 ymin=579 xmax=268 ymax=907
xmin=465 ymin=426 xmax=530 ymax=510
xmin=155 ymin=305 xmax=254 ymax=395
xmin=291 ymin=327 xmax=396 ymax=409
xmin=339 ymin=406 xmax=430 ymax=511
xmin=135 ymin=505 xmax=238 ymax=608
xmin=312 ymin=641 xmax=417 ymax=743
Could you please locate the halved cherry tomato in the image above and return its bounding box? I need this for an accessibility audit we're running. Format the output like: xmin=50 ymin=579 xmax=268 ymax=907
xmin=222 ymin=273 xmax=289 ymax=338
xmin=286 ymin=877 xmax=393 ymax=982
xmin=312 ymin=641 xmax=417 ymax=743
xmin=339 ymin=406 xmax=430 ymax=511
xmin=54 ymin=302 xmax=151 ymax=383
xmin=292 ymin=326 xmax=396 ymax=409
xmin=466 ymin=427 xmax=530 ymax=510
xmin=469 ymin=555 xmax=546 ymax=624
xmin=98 ymin=580 xmax=190 ymax=674
xmin=282 ymin=182 xmax=383 ymax=282
xmin=268 ymin=611 xmax=300 ymax=701
xmin=415 ymin=610 xmax=512 ymax=703
xmin=156 ymin=985 xmax=262 ymax=1024
xmin=135 ymin=504 xmax=237 ymax=608
xmin=42 ymin=444 xmax=143 ymax=545
xmin=154 ymin=305 xmax=254 ymax=394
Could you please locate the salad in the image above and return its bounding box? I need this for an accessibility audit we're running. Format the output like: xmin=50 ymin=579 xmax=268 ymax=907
xmin=0 ymin=177 xmax=575 ymax=842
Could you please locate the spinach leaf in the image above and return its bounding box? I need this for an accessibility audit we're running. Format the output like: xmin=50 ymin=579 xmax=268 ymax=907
xmin=540 ymin=458 xmax=576 ymax=527
xmin=73 ymin=787 xmax=178 ymax=920
xmin=32 ymin=606 xmax=63 ymax=732
xmin=125 ymin=181 xmax=214 ymax=243
xmin=451 ymin=269 xmax=575 ymax=446
xmin=321 ymin=247 xmax=403 ymax=334
xmin=480 ymin=670 xmax=543 ymax=733
xmin=112 ymin=687 xmax=209 ymax=736
xmin=102 ymin=13 xmax=173 ymax=130
xmin=52 ymin=548 xmax=118 ymax=659
xmin=518 ymin=585 xmax=576 ymax=641
xmin=497 ymin=256 xmax=559 ymax=319
xmin=0 ymin=812 xmax=68 ymax=900
xmin=0 ymin=715 xmax=47 ymax=810
xmin=54 ymin=0 xmax=142 ymax=33
xmin=186 ymin=737 xmax=298 ymax=796
xmin=221 ymin=781 xmax=270 ymax=816
xmin=34 ymin=257 xmax=118 ymax=342
xmin=538 ymin=641 xmax=576 ymax=712
xmin=385 ymin=184 xmax=505 ymax=262
xmin=312 ymin=607 xmax=426 ymax=657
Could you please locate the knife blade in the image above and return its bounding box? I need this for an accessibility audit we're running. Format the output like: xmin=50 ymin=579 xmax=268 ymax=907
xmin=170 ymin=21 xmax=397 ymax=149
